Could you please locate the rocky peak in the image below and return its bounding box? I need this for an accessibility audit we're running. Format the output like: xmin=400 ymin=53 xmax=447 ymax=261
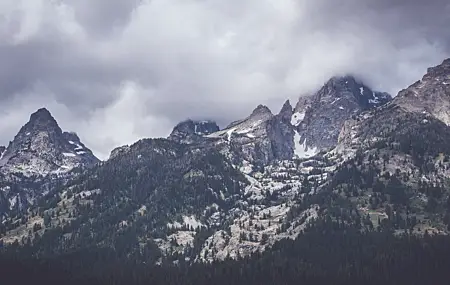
xmin=19 ymin=107 xmax=62 ymax=137
xmin=394 ymin=58 xmax=450 ymax=125
xmin=109 ymin=145 xmax=131 ymax=160
xmin=278 ymin=100 xmax=293 ymax=122
xmin=337 ymin=58 xmax=450 ymax=156
xmin=0 ymin=108 xmax=99 ymax=176
xmin=317 ymin=76 xmax=391 ymax=109
xmin=169 ymin=119 xmax=220 ymax=144
xmin=292 ymin=76 xmax=391 ymax=153
xmin=425 ymin=58 xmax=450 ymax=80
xmin=29 ymin=107 xmax=57 ymax=123
xmin=250 ymin=104 xmax=273 ymax=118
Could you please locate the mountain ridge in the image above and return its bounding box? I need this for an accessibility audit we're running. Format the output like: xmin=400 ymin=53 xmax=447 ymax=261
xmin=2 ymin=62 xmax=450 ymax=265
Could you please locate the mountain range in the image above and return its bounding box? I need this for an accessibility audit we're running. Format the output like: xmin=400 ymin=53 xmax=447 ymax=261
xmin=1 ymin=58 xmax=450 ymax=265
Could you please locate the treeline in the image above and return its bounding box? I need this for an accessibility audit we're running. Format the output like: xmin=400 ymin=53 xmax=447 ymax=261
xmin=2 ymin=219 xmax=450 ymax=285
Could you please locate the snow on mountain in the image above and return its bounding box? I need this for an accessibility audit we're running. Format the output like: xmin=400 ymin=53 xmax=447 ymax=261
xmin=293 ymin=76 xmax=392 ymax=153
xmin=293 ymin=131 xmax=318 ymax=159
xmin=0 ymin=108 xmax=98 ymax=177
xmin=0 ymin=146 xmax=5 ymax=159
xmin=0 ymin=108 xmax=99 ymax=215
xmin=208 ymin=105 xmax=274 ymax=140
xmin=8 ymin=62 xmax=448 ymax=266
xmin=290 ymin=112 xmax=305 ymax=126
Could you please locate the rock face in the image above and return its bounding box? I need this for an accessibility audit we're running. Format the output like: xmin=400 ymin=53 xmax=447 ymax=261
xmin=0 ymin=146 xmax=5 ymax=158
xmin=337 ymin=58 xmax=450 ymax=154
xmin=167 ymin=77 xmax=391 ymax=166
xmin=169 ymin=119 xmax=220 ymax=144
xmin=292 ymin=76 xmax=391 ymax=153
xmin=205 ymin=104 xmax=296 ymax=166
xmin=393 ymin=58 xmax=450 ymax=125
xmin=0 ymin=108 xmax=99 ymax=177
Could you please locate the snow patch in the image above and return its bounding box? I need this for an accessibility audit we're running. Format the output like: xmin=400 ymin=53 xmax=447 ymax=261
xmin=338 ymin=106 xmax=344 ymax=110
xmin=290 ymin=112 xmax=305 ymax=126
xmin=9 ymin=196 xmax=18 ymax=210
xmin=235 ymin=128 xmax=252 ymax=134
xmin=369 ymin=91 xmax=380 ymax=105
xmin=183 ymin=215 xmax=204 ymax=230
xmin=330 ymin=98 xmax=341 ymax=105
xmin=77 ymin=189 xmax=101 ymax=198
xmin=293 ymin=132 xmax=317 ymax=159
xmin=240 ymin=161 xmax=253 ymax=174
xmin=359 ymin=87 xmax=364 ymax=95
xmin=227 ymin=128 xmax=236 ymax=142
xmin=63 ymin=152 xmax=76 ymax=157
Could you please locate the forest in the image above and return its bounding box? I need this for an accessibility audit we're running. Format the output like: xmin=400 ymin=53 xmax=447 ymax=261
xmin=2 ymin=217 xmax=450 ymax=285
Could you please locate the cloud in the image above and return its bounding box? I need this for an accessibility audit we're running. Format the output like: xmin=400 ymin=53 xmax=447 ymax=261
xmin=0 ymin=0 xmax=449 ymax=159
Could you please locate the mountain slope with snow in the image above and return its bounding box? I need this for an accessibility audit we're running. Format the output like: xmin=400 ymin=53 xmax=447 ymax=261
xmin=3 ymin=60 xmax=450 ymax=265
xmin=292 ymin=76 xmax=391 ymax=153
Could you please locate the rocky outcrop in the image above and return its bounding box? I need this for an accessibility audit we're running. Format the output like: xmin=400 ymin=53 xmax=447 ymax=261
xmin=292 ymin=76 xmax=391 ymax=153
xmin=0 ymin=108 xmax=99 ymax=177
xmin=205 ymin=103 xmax=297 ymax=166
xmin=337 ymin=58 xmax=450 ymax=156
xmin=169 ymin=119 xmax=220 ymax=144
xmin=393 ymin=58 xmax=450 ymax=125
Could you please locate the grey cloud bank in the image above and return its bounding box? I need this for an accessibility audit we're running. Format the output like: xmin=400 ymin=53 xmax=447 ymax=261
xmin=0 ymin=0 xmax=449 ymax=159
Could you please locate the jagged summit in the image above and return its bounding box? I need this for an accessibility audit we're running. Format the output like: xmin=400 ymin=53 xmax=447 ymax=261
xmin=21 ymin=108 xmax=61 ymax=135
xmin=337 ymin=58 xmax=450 ymax=158
xmin=30 ymin=107 xmax=54 ymax=120
xmin=0 ymin=108 xmax=99 ymax=177
xmin=169 ymin=119 xmax=220 ymax=144
xmin=319 ymin=75 xmax=391 ymax=109
xmin=278 ymin=100 xmax=293 ymax=122
xmin=425 ymin=58 xmax=450 ymax=79
xmin=250 ymin=104 xmax=273 ymax=117
xmin=393 ymin=58 xmax=450 ymax=125
xmin=290 ymin=75 xmax=392 ymax=153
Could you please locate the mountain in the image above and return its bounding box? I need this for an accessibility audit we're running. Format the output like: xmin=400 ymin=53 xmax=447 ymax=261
xmin=292 ymin=76 xmax=391 ymax=153
xmin=0 ymin=108 xmax=99 ymax=218
xmin=0 ymin=108 xmax=98 ymax=177
xmin=392 ymin=58 xmax=450 ymax=124
xmin=333 ymin=58 xmax=450 ymax=234
xmin=338 ymin=59 xmax=450 ymax=154
xmin=204 ymin=104 xmax=296 ymax=166
xmin=2 ymin=60 xmax=450 ymax=267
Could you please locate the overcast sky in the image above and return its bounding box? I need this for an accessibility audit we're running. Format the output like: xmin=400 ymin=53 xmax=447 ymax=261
xmin=0 ymin=0 xmax=449 ymax=159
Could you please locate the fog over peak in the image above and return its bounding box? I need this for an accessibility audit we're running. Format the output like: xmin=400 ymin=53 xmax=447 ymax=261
xmin=0 ymin=0 xmax=449 ymax=159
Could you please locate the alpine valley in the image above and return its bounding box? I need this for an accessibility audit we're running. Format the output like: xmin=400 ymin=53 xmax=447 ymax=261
xmin=2 ymin=59 xmax=450 ymax=283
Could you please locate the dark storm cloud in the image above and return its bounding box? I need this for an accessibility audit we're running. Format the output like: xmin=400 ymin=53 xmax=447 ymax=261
xmin=0 ymin=0 xmax=448 ymax=159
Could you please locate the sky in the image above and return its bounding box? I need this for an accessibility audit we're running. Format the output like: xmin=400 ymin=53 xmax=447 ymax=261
xmin=0 ymin=0 xmax=449 ymax=159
